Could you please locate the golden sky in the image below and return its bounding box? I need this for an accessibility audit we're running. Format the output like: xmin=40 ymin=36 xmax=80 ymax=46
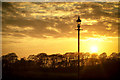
xmin=2 ymin=2 xmax=119 ymax=58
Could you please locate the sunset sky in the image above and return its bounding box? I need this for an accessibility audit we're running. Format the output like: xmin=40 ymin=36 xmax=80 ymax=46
xmin=2 ymin=2 xmax=119 ymax=58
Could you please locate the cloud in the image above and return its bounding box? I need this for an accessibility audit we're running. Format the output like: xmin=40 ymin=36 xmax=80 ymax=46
xmin=46 ymin=26 xmax=61 ymax=33
xmin=2 ymin=2 xmax=119 ymax=40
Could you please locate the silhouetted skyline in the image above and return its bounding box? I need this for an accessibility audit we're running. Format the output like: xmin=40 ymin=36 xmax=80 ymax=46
xmin=2 ymin=52 xmax=120 ymax=80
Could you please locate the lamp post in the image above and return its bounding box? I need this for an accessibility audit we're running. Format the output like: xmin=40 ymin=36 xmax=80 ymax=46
xmin=76 ymin=16 xmax=82 ymax=79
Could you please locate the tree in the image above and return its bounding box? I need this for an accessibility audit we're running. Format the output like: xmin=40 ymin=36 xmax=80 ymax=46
xmin=79 ymin=52 xmax=85 ymax=66
xmin=110 ymin=52 xmax=118 ymax=59
xmin=27 ymin=55 xmax=36 ymax=61
xmin=99 ymin=52 xmax=107 ymax=62
xmin=36 ymin=53 xmax=48 ymax=67
xmin=84 ymin=52 xmax=90 ymax=66
xmin=63 ymin=52 xmax=75 ymax=67
xmin=49 ymin=54 xmax=62 ymax=68
xmin=118 ymin=52 xmax=120 ymax=58
xmin=2 ymin=53 xmax=18 ymax=68
xmin=90 ymin=53 xmax=98 ymax=65
xmin=84 ymin=52 xmax=90 ymax=59
xmin=91 ymin=53 xmax=98 ymax=59
xmin=2 ymin=53 xmax=18 ymax=63
xmin=36 ymin=53 xmax=47 ymax=58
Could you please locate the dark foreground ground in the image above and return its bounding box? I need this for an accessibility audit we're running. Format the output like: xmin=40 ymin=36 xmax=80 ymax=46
xmin=2 ymin=58 xmax=120 ymax=80
xmin=2 ymin=64 xmax=120 ymax=80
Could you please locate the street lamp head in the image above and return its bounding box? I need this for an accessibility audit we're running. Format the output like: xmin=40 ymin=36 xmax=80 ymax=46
xmin=76 ymin=16 xmax=81 ymax=25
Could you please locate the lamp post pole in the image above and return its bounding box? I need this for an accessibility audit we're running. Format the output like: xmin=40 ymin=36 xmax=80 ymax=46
xmin=76 ymin=16 xmax=82 ymax=80
xmin=78 ymin=24 xmax=80 ymax=80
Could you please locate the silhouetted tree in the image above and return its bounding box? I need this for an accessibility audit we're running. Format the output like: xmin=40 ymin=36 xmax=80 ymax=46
xmin=110 ymin=52 xmax=118 ymax=59
xmin=36 ymin=53 xmax=47 ymax=67
xmin=83 ymin=52 xmax=90 ymax=66
xmin=90 ymin=53 xmax=98 ymax=65
xmin=64 ymin=52 xmax=75 ymax=67
xmin=118 ymin=52 xmax=120 ymax=58
xmin=18 ymin=57 xmax=27 ymax=66
xmin=99 ymin=52 xmax=107 ymax=63
xmin=49 ymin=54 xmax=62 ymax=68
xmin=84 ymin=52 xmax=90 ymax=59
xmin=27 ymin=55 xmax=36 ymax=61
xmin=2 ymin=53 xmax=18 ymax=63
xmin=79 ymin=52 xmax=85 ymax=66
xmin=79 ymin=52 xmax=91 ymax=66
xmin=2 ymin=53 xmax=18 ymax=68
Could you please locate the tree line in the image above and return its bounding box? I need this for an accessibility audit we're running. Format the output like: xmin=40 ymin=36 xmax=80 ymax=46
xmin=2 ymin=52 xmax=120 ymax=68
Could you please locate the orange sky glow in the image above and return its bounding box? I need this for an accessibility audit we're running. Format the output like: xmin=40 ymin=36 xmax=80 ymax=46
xmin=2 ymin=2 xmax=119 ymax=58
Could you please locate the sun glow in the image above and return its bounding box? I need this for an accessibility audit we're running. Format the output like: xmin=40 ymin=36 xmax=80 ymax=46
xmin=90 ymin=46 xmax=98 ymax=53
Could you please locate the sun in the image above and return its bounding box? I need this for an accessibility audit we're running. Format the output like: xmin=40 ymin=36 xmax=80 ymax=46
xmin=90 ymin=46 xmax=98 ymax=53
